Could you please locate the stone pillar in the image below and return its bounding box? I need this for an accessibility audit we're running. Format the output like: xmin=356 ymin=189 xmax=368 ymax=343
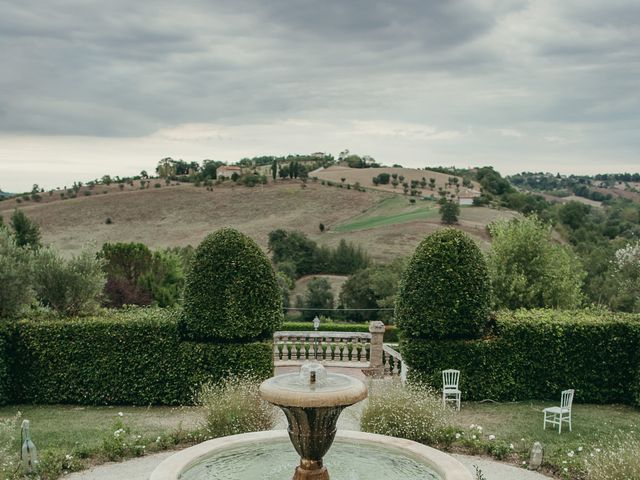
xmin=363 ymin=321 xmax=385 ymax=378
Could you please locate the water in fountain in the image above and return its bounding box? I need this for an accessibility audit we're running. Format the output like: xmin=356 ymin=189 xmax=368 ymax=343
xmin=180 ymin=437 xmax=442 ymax=480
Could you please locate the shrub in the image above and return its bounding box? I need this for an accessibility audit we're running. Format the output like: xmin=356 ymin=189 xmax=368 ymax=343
xmin=181 ymin=228 xmax=283 ymax=342
xmin=105 ymin=217 xmax=113 ymax=224
xmin=439 ymin=200 xmax=460 ymax=224
xmin=197 ymin=375 xmax=276 ymax=438
xmin=138 ymin=250 xmax=185 ymax=307
xmin=402 ymin=309 xmax=640 ymax=405
xmin=301 ymin=277 xmax=334 ymax=320
xmin=33 ymin=247 xmax=106 ymax=316
xmin=395 ymin=229 xmax=490 ymax=339
xmin=100 ymin=242 xmax=153 ymax=307
xmin=10 ymin=209 xmax=41 ymax=248
xmin=361 ymin=380 xmax=454 ymax=446
xmin=11 ymin=308 xmax=274 ymax=405
xmin=0 ymin=229 xmax=34 ymax=319
xmin=487 ymin=215 xmax=585 ymax=309
xmin=0 ymin=413 xmax=21 ymax=477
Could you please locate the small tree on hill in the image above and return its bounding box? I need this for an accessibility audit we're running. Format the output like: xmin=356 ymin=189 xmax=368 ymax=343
xmin=439 ymin=200 xmax=460 ymax=225
xmin=302 ymin=277 xmax=334 ymax=320
xmin=10 ymin=209 xmax=41 ymax=249
xmin=395 ymin=229 xmax=490 ymax=339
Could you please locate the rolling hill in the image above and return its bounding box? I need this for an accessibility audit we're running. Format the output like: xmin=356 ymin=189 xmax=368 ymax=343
xmin=0 ymin=173 xmax=515 ymax=262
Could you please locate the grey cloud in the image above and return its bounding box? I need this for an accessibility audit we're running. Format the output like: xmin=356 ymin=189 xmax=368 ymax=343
xmin=0 ymin=0 xmax=638 ymax=164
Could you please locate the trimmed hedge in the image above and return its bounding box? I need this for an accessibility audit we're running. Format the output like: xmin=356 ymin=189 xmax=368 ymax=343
xmin=402 ymin=309 xmax=640 ymax=405
xmin=282 ymin=321 xmax=399 ymax=343
xmin=10 ymin=309 xmax=273 ymax=405
xmin=0 ymin=323 xmax=11 ymax=405
xmin=396 ymin=229 xmax=490 ymax=340
xmin=180 ymin=228 xmax=283 ymax=342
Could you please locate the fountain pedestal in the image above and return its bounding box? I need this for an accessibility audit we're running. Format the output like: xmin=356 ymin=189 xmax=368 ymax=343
xmin=259 ymin=363 xmax=367 ymax=480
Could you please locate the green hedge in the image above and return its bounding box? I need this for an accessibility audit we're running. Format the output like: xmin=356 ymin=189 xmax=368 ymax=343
xmin=402 ymin=309 xmax=640 ymax=405
xmin=11 ymin=309 xmax=273 ymax=405
xmin=282 ymin=322 xmax=399 ymax=343
xmin=0 ymin=323 xmax=11 ymax=405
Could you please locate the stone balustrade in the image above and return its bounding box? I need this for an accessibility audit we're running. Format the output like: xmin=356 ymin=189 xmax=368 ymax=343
xmin=382 ymin=343 xmax=408 ymax=384
xmin=274 ymin=321 xmax=402 ymax=380
xmin=273 ymin=330 xmax=372 ymax=367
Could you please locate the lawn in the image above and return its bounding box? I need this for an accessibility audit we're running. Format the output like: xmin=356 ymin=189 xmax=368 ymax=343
xmin=3 ymin=400 xmax=637 ymax=479
xmin=0 ymin=404 xmax=201 ymax=454
xmin=454 ymin=401 xmax=640 ymax=476
xmin=332 ymin=196 xmax=438 ymax=233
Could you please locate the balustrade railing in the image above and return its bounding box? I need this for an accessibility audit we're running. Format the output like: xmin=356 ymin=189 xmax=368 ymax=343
xmin=274 ymin=322 xmax=405 ymax=382
xmin=273 ymin=331 xmax=371 ymax=365
xmin=382 ymin=343 xmax=408 ymax=384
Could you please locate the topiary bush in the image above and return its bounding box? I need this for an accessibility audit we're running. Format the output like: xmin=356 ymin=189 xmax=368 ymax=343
xmin=395 ymin=228 xmax=490 ymax=339
xmin=180 ymin=228 xmax=282 ymax=342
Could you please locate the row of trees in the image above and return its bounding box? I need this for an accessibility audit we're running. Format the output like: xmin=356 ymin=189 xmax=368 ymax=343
xmin=290 ymin=213 xmax=640 ymax=321
xmin=268 ymin=229 xmax=371 ymax=278
xmin=0 ymin=211 xmax=193 ymax=319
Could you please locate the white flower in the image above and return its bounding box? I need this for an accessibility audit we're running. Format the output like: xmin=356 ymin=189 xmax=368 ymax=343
xmin=472 ymin=434 xmax=477 ymax=440
xmin=577 ymin=446 xmax=583 ymax=452
xmin=65 ymin=454 xmax=73 ymax=461
xmin=488 ymin=435 xmax=495 ymax=441
xmin=156 ymin=436 xmax=162 ymax=443
xmin=455 ymin=433 xmax=461 ymax=439
xmin=567 ymin=451 xmax=575 ymax=457
xmin=595 ymin=448 xmax=601 ymax=453
xmin=563 ymin=468 xmax=568 ymax=472
xmin=509 ymin=444 xmax=514 ymax=449
xmin=118 ymin=412 xmax=124 ymax=417
xmin=470 ymin=424 xmax=476 ymax=429
xmin=477 ymin=426 xmax=483 ymax=432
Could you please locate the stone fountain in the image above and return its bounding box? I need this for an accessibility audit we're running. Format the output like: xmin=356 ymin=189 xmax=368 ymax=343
xmin=150 ymin=363 xmax=473 ymax=480
xmin=259 ymin=362 xmax=367 ymax=480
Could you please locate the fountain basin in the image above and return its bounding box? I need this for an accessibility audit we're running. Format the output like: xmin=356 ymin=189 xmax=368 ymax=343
xmin=150 ymin=430 xmax=473 ymax=480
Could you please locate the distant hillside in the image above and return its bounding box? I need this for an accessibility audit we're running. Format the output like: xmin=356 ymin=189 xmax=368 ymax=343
xmin=0 ymin=180 xmax=514 ymax=262
xmin=313 ymin=166 xmax=480 ymax=197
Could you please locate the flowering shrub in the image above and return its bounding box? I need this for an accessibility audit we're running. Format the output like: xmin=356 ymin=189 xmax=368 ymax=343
xmin=0 ymin=413 xmax=20 ymax=479
xmin=452 ymin=424 xmax=511 ymax=460
xmin=586 ymin=432 xmax=640 ymax=480
xmin=101 ymin=419 xmax=147 ymax=461
xmin=197 ymin=375 xmax=276 ymax=438
xmin=360 ymin=380 xmax=454 ymax=446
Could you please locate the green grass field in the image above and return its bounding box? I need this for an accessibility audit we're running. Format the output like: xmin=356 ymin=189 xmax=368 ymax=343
xmin=333 ymin=196 xmax=438 ymax=233
xmin=1 ymin=404 xmax=201 ymax=453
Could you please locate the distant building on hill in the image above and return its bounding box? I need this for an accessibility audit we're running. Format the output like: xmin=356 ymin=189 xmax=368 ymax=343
xmin=458 ymin=190 xmax=481 ymax=206
xmin=216 ymin=165 xmax=242 ymax=178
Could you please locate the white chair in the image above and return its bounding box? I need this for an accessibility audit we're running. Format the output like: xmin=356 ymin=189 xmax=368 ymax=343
xmin=543 ymin=389 xmax=574 ymax=434
xmin=442 ymin=369 xmax=461 ymax=410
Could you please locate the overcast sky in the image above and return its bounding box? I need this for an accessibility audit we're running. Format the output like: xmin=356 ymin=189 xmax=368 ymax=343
xmin=1 ymin=0 xmax=639 ymax=192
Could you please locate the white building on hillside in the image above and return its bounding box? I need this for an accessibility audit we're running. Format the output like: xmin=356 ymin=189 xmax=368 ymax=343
xmin=216 ymin=165 xmax=242 ymax=178
xmin=458 ymin=190 xmax=481 ymax=205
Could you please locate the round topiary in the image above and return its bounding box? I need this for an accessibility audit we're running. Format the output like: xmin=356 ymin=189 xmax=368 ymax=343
xmin=180 ymin=228 xmax=283 ymax=342
xmin=395 ymin=228 xmax=490 ymax=339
